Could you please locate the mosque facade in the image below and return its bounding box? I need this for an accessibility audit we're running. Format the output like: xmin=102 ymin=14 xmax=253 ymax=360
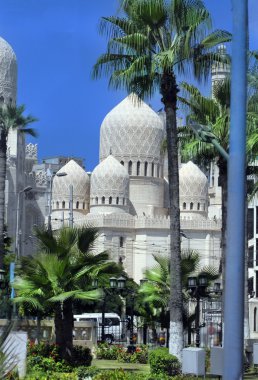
xmin=1 ymin=37 xmax=258 ymax=337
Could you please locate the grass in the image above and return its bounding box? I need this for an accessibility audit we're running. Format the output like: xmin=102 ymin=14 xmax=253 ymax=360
xmin=92 ymin=359 xmax=150 ymax=374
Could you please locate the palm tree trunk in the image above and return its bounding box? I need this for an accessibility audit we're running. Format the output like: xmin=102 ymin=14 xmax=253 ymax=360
xmin=161 ymin=71 xmax=183 ymax=361
xmin=54 ymin=301 xmax=73 ymax=361
xmin=0 ymin=130 xmax=7 ymax=269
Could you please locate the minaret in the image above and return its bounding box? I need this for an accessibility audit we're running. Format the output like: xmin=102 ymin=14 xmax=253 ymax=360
xmin=211 ymin=44 xmax=230 ymax=98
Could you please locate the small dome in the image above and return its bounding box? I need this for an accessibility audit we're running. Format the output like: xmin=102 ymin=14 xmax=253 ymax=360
xmin=91 ymin=155 xmax=129 ymax=199
xmin=0 ymin=37 xmax=17 ymax=103
xmin=179 ymin=161 xmax=208 ymax=207
xmin=52 ymin=160 xmax=90 ymax=203
xmin=99 ymin=94 xmax=164 ymax=163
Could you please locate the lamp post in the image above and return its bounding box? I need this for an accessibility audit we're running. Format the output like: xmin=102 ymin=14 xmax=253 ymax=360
xmin=47 ymin=171 xmax=67 ymax=231
xmin=15 ymin=186 xmax=32 ymax=260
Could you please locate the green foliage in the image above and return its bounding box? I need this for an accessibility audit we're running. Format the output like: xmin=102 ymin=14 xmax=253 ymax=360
xmin=148 ymin=348 xmax=181 ymax=377
xmin=96 ymin=343 xmax=121 ymax=360
xmin=92 ymin=370 xmax=177 ymax=380
xmin=68 ymin=345 xmax=92 ymax=367
xmin=27 ymin=356 xmax=72 ymax=374
xmin=25 ymin=372 xmax=77 ymax=380
xmin=117 ymin=345 xmax=148 ymax=364
xmin=76 ymin=365 xmax=101 ymax=379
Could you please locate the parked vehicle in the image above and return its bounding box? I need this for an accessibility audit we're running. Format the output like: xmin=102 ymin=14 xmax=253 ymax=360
xmin=74 ymin=313 xmax=122 ymax=344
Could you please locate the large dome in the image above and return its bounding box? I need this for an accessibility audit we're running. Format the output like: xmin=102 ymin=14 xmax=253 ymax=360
xmin=91 ymin=155 xmax=129 ymax=202
xmin=52 ymin=160 xmax=90 ymax=205
xmin=179 ymin=161 xmax=208 ymax=213
xmin=0 ymin=37 xmax=17 ymax=103
xmin=99 ymin=94 xmax=164 ymax=164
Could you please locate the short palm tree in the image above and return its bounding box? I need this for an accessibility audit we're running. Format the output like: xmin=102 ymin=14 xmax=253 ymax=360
xmin=93 ymin=0 xmax=231 ymax=359
xmin=0 ymin=104 xmax=37 ymax=269
xmin=13 ymin=226 xmax=121 ymax=361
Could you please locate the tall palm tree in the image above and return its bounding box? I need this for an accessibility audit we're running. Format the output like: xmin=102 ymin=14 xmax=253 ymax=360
xmin=93 ymin=0 xmax=231 ymax=359
xmin=13 ymin=226 xmax=121 ymax=361
xmin=0 ymin=105 xmax=37 ymax=269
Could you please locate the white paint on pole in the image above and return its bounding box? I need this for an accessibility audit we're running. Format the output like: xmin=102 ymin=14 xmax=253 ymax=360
xmin=169 ymin=321 xmax=183 ymax=362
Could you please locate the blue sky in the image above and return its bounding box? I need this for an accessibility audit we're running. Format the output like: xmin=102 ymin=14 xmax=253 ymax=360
xmin=0 ymin=0 xmax=257 ymax=171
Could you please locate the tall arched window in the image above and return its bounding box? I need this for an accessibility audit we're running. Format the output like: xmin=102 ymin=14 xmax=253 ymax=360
xmin=56 ymin=201 xmax=59 ymax=209
xmin=157 ymin=164 xmax=160 ymax=177
xmin=0 ymin=96 xmax=4 ymax=104
xmin=190 ymin=202 xmax=194 ymax=210
xmin=83 ymin=202 xmax=85 ymax=209
xmin=123 ymin=198 xmax=125 ymax=205
xmin=128 ymin=161 xmax=132 ymax=175
xmin=116 ymin=197 xmax=119 ymax=205
xmin=137 ymin=161 xmax=140 ymax=176
xmin=183 ymin=202 xmax=186 ymax=210
xmin=197 ymin=203 xmax=200 ymax=210
xmin=109 ymin=196 xmax=112 ymax=204
xmin=151 ymin=163 xmax=154 ymax=177
xmin=120 ymin=237 xmax=124 ymax=248
xmin=144 ymin=162 xmax=148 ymax=176
xmin=254 ymin=307 xmax=257 ymax=331
xmin=76 ymin=201 xmax=79 ymax=209
xmin=120 ymin=161 xmax=124 ymax=166
xmin=62 ymin=201 xmax=65 ymax=209
xmin=95 ymin=197 xmax=98 ymax=205
xmin=102 ymin=196 xmax=105 ymax=204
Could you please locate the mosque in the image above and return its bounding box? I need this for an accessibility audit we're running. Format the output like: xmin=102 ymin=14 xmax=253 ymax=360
xmin=1 ymin=36 xmax=258 ymax=337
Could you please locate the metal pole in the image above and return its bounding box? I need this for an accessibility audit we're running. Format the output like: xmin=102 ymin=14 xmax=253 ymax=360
xmin=211 ymin=139 xmax=229 ymax=162
xmin=129 ymin=295 xmax=134 ymax=345
xmin=223 ymin=0 xmax=247 ymax=378
xmin=15 ymin=191 xmax=21 ymax=260
xmin=195 ymin=292 xmax=200 ymax=348
xmin=101 ymin=295 xmax=106 ymax=342
xmin=69 ymin=184 xmax=73 ymax=228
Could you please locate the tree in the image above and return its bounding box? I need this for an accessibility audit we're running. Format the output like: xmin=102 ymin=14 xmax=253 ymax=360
xmin=0 ymin=105 xmax=37 ymax=269
xmin=13 ymin=226 xmax=121 ymax=361
xmin=93 ymin=0 xmax=231 ymax=359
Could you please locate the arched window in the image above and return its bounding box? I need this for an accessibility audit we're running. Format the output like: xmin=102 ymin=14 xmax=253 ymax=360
xmin=190 ymin=202 xmax=194 ymax=210
xmin=116 ymin=197 xmax=119 ymax=205
xmin=76 ymin=201 xmax=79 ymax=209
xmin=56 ymin=201 xmax=59 ymax=209
xmin=157 ymin=164 xmax=160 ymax=177
xmin=137 ymin=161 xmax=140 ymax=176
xmin=151 ymin=163 xmax=154 ymax=177
xmin=120 ymin=237 xmax=124 ymax=248
xmin=102 ymin=196 xmax=105 ymax=205
xmin=183 ymin=202 xmax=186 ymax=210
xmin=9 ymin=97 xmax=12 ymax=104
xmin=95 ymin=197 xmax=98 ymax=205
xmin=144 ymin=162 xmax=148 ymax=176
xmin=0 ymin=96 xmax=4 ymax=104
xmin=128 ymin=161 xmax=132 ymax=175
xmin=203 ymin=204 xmax=206 ymax=211
xmin=62 ymin=201 xmax=65 ymax=209
xmin=109 ymin=196 xmax=112 ymax=204
xmin=82 ymin=202 xmax=85 ymax=209
xmin=197 ymin=203 xmax=200 ymax=210
xmin=123 ymin=198 xmax=125 ymax=205
xmin=212 ymin=176 xmax=215 ymax=186
xmin=120 ymin=161 xmax=124 ymax=166
xmin=254 ymin=307 xmax=257 ymax=331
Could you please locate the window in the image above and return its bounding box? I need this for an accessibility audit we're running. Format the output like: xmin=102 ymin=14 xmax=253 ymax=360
xmin=116 ymin=197 xmax=119 ymax=205
xmin=123 ymin=198 xmax=125 ymax=205
xmin=120 ymin=161 xmax=124 ymax=166
xmin=95 ymin=197 xmax=98 ymax=205
xmin=120 ymin=237 xmax=124 ymax=248
xmin=56 ymin=202 xmax=59 ymax=209
xmin=254 ymin=307 xmax=257 ymax=332
xmin=151 ymin=163 xmax=154 ymax=177
xmin=101 ymin=196 xmax=105 ymax=205
xmin=109 ymin=196 xmax=112 ymax=204
xmin=76 ymin=201 xmax=79 ymax=209
xmin=190 ymin=202 xmax=194 ymax=210
xmin=128 ymin=161 xmax=132 ymax=175
xmin=9 ymin=97 xmax=12 ymax=104
xmin=62 ymin=201 xmax=65 ymax=209
xmin=197 ymin=203 xmax=200 ymax=210
xmin=0 ymin=96 xmax=4 ymax=103
xmin=247 ymin=208 xmax=254 ymax=239
xmin=183 ymin=202 xmax=186 ymax=210
xmin=144 ymin=162 xmax=148 ymax=176
xmin=83 ymin=202 xmax=85 ymax=209
xmin=157 ymin=164 xmax=160 ymax=177
xmin=248 ymin=246 xmax=254 ymax=268
xmin=137 ymin=161 xmax=140 ymax=176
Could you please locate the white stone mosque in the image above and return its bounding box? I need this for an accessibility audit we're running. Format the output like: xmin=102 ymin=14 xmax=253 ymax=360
xmin=1 ymin=37 xmax=258 ymax=337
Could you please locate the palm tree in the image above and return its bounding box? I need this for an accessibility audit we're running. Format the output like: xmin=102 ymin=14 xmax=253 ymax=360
xmin=139 ymin=250 xmax=219 ymax=345
xmin=13 ymin=226 xmax=121 ymax=361
xmin=0 ymin=105 xmax=37 ymax=269
xmin=93 ymin=0 xmax=231 ymax=359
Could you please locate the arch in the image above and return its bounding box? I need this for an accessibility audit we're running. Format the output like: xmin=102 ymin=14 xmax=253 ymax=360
xmin=56 ymin=201 xmax=59 ymax=209
xmin=9 ymin=97 xmax=12 ymax=104
xmin=116 ymin=197 xmax=119 ymax=205
xmin=128 ymin=161 xmax=132 ymax=175
xmin=109 ymin=196 xmax=112 ymax=204
xmin=62 ymin=201 xmax=65 ymax=209
xmin=190 ymin=202 xmax=194 ymax=210
xmin=95 ymin=197 xmax=98 ymax=205
xmin=137 ymin=161 xmax=140 ymax=176
xmin=76 ymin=201 xmax=79 ymax=209
xmin=83 ymin=202 xmax=85 ymax=209
xmin=254 ymin=307 xmax=257 ymax=332
xmin=183 ymin=202 xmax=186 ymax=210
xmin=157 ymin=164 xmax=160 ymax=177
xmin=197 ymin=203 xmax=200 ymax=210
xmin=120 ymin=161 xmax=124 ymax=166
xmin=101 ymin=196 xmax=105 ymax=205
xmin=0 ymin=96 xmax=4 ymax=103
xmin=151 ymin=163 xmax=154 ymax=177
xmin=144 ymin=162 xmax=148 ymax=176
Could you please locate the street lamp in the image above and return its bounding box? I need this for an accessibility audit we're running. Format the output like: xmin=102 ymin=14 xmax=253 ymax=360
xmin=47 ymin=171 xmax=67 ymax=231
xmin=15 ymin=186 xmax=32 ymax=260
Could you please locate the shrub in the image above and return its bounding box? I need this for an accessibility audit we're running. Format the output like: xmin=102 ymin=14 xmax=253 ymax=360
xmin=69 ymin=345 xmax=92 ymax=367
xmin=27 ymin=355 xmax=72 ymax=373
xmin=76 ymin=365 xmax=101 ymax=379
xmin=117 ymin=345 xmax=148 ymax=364
xmin=96 ymin=343 xmax=121 ymax=360
xmin=149 ymin=348 xmax=181 ymax=376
